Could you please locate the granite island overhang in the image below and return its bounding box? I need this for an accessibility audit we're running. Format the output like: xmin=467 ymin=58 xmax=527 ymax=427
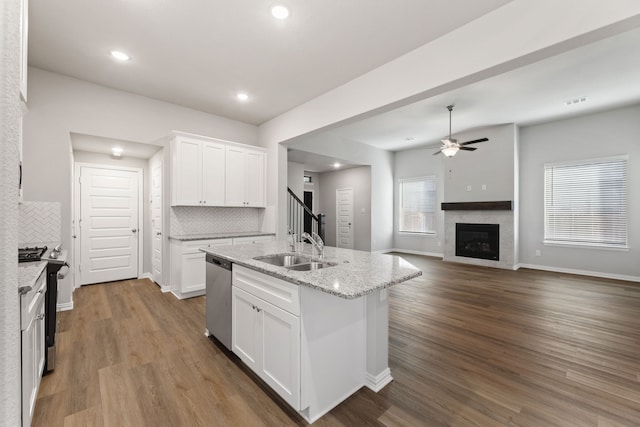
xmin=200 ymin=240 xmax=422 ymax=299
xmin=200 ymin=240 xmax=422 ymax=424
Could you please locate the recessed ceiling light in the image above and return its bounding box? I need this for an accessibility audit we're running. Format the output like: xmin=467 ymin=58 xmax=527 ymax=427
xmin=112 ymin=147 xmax=123 ymax=157
xmin=333 ymin=162 xmax=341 ymax=168
xmin=236 ymin=92 xmax=249 ymax=101
xmin=109 ymin=50 xmax=131 ymax=61
xmin=271 ymin=4 xmax=290 ymax=20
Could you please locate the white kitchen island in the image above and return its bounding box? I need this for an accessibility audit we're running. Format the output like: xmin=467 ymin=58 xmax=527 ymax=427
xmin=201 ymin=241 xmax=422 ymax=424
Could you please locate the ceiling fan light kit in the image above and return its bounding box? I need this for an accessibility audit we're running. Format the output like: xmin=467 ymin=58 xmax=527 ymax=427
xmin=434 ymin=105 xmax=488 ymax=157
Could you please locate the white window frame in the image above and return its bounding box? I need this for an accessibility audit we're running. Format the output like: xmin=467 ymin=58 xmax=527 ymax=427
xmin=398 ymin=175 xmax=437 ymax=235
xmin=544 ymin=155 xmax=628 ymax=249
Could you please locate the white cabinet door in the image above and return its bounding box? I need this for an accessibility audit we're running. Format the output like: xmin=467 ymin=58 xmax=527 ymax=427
xmin=202 ymin=141 xmax=226 ymax=206
xmin=232 ymin=285 xmax=301 ymax=410
xmin=225 ymin=145 xmax=247 ymax=206
xmin=232 ymin=287 xmax=261 ymax=371
xmin=180 ymin=252 xmax=206 ymax=294
xmin=261 ymin=301 xmax=300 ymax=410
xmin=22 ymin=295 xmax=44 ymax=427
xmin=245 ymin=150 xmax=265 ymax=207
xmin=172 ymin=137 xmax=202 ymax=206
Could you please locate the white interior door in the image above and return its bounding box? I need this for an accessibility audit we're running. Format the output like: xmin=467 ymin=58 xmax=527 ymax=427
xmin=80 ymin=166 xmax=140 ymax=285
xmin=336 ymin=188 xmax=354 ymax=249
xmin=150 ymin=153 xmax=163 ymax=286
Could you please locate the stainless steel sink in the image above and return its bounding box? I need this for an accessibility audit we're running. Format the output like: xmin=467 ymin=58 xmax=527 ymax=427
xmin=253 ymin=253 xmax=312 ymax=267
xmin=286 ymin=261 xmax=337 ymax=271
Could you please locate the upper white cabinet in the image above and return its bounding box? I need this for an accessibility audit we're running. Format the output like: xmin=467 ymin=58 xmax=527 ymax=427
xmin=19 ymin=0 xmax=29 ymax=103
xmin=225 ymin=146 xmax=266 ymax=207
xmin=171 ymin=136 xmax=225 ymax=206
xmin=170 ymin=133 xmax=265 ymax=208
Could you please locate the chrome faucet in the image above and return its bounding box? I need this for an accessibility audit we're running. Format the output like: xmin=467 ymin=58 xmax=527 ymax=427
xmin=302 ymin=232 xmax=324 ymax=258
xmin=289 ymin=229 xmax=296 ymax=252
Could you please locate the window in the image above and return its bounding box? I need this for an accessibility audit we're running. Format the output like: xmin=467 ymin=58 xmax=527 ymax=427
xmin=304 ymin=175 xmax=312 ymax=183
xmin=399 ymin=176 xmax=436 ymax=234
xmin=544 ymin=156 xmax=628 ymax=248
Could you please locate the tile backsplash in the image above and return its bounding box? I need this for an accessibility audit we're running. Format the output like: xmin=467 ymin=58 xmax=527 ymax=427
xmin=170 ymin=206 xmax=264 ymax=236
xmin=19 ymin=201 xmax=62 ymax=245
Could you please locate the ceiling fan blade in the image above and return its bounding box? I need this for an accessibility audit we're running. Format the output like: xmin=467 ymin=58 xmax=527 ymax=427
xmin=458 ymin=137 xmax=488 ymax=146
xmin=432 ymin=149 xmax=443 ymax=156
xmin=459 ymin=146 xmax=477 ymax=151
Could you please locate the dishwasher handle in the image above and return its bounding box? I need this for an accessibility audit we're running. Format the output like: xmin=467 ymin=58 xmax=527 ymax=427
xmin=206 ymin=254 xmax=232 ymax=271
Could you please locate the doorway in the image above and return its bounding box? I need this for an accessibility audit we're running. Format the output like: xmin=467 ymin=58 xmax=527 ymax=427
xmin=75 ymin=164 xmax=143 ymax=285
xmin=303 ymin=190 xmax=313 ymax=235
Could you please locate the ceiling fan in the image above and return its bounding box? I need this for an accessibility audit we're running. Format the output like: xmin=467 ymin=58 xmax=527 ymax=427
xmin=433 ymin=105 xmax=488 ymax=157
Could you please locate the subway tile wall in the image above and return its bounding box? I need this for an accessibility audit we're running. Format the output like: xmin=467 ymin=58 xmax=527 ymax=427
xmin=170 ymin=206 xmax=264 ymax=236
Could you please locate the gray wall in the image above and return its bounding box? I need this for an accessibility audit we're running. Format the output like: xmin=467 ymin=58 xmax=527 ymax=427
xmin=519 ymin=104 xmax=640 ymax=279
xmin=393 ymin=148 xmax=445 ymax=255
xmin=393 ymin=123 xmax=518 ymax=255
xmin=22 ymin=67 xmax=258 ymax=306
xmin=72 ymin=150 xmax=154 ymax=276
xmin=318 ymin=166 xmax=372 ymax=251
xmin=287 ymin=161 xmax=305 ymax=199
xmin=288 ymin=134 xmax=393 ymax=251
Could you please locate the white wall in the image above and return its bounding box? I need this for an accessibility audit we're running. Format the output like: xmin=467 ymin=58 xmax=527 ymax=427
xmin=520 ymin=104 xmax=640 ymax=280
xmin=318 ymin=166 xmax=372 ymax=250
xmin=0 ymin=0 xmax=24 ymax=423
xmin=22 ymin=68 xmax=259 ymax=306
xmin=72 ymin=150 xmax=154 ymax=276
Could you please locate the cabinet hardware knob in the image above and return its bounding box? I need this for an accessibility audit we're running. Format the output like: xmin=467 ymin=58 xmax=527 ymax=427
xmin=156 ymin=232 xmax=162 ymax=236
xmin=132 ymin=229 xmax=137 ymax=233
xmin=256 ymin=307 xmax=262 ymax=312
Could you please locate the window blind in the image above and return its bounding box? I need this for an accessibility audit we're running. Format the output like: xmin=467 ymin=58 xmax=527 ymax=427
xmin=544 ymin=156 xmax=628 ymax=248
xmin=399 ymin=176 xmax=436 ymax=234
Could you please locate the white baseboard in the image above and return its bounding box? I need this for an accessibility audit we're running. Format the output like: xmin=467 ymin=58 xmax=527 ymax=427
xmin=57 ymin=301 xmax=73 ymax=311
xmin=365 ymin=368 xmax=393 ymax=392
xmin=519 ymin=263 xmax=640 ymax=283
xmin=140 ymin=272 xmax=153 ymax=280
xmin=372 ymin=247 xmax=394 ymax=254
xmin=387 ymin=248 xmax=444 ymax=258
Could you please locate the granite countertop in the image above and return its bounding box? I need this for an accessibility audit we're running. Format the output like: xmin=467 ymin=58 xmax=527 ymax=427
xmin=169 ymin=231 xmax=276 ymax=241
xmin=201 ymin=240 xmax=422 ymax=299
xmin=19 ymin=261 xmax=47 ymax=290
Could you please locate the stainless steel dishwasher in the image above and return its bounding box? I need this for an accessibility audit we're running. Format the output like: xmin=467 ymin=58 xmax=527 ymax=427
xmin=205 ymin=253 xmax=232 ymax=350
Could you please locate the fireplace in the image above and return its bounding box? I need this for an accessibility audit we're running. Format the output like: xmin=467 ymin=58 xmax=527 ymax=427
xmin=455 ymin=223 xmax=499 ymax=261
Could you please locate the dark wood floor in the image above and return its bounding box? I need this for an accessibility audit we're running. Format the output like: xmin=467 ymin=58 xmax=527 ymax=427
xmin=34 ymin=255 xmax=640 ymax=426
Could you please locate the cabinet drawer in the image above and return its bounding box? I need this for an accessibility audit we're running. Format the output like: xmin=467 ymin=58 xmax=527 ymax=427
xmin=232 ymin=265 xmax=299 ymax=316
xmin=21 ymin=269 xmax=46 ymax=330
xmin=180 ymin=238 xmax=233 ymax=254
xmin=232 ymin=235 xmax=274 ymax=245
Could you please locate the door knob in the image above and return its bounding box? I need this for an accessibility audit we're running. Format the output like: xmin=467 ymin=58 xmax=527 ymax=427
xmin=132 ymin=229 xmax=137 ymax=233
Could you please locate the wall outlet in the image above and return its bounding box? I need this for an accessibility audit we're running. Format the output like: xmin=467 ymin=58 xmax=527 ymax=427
xmin=535 ymin=250 xmax=541 ymax=256
xmin=467 ymin=185 xmax=472 ymax=191
xmin=437 ymin=241 xmax=441 ymax=247
xmin=482 ymin=184 xmax=487 ymax=190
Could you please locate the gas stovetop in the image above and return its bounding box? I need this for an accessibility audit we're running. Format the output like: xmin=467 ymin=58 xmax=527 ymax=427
xmin=18 ymin=246 xmax=47 ymax=263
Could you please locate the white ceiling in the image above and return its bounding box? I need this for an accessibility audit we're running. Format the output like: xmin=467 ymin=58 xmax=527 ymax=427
xmin=71 ymin=133 xmax=162 ymax=159
xmin=28 ymin=1 xmax=640 ymax=172
xmin=287 ymin=149 xmax=362 ymax=173
xmin=326 ymin=26 xmax=640 ymax=152
xmin=28 ymin=0 xmax=511 ymax=126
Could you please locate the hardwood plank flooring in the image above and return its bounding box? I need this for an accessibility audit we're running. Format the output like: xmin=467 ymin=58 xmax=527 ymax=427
xmin=33 ymin=256 xmax=640 ymax=426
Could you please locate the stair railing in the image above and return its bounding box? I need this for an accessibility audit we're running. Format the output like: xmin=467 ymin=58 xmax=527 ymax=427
xmin=287 ymin=187 xmax=325 ymax=243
